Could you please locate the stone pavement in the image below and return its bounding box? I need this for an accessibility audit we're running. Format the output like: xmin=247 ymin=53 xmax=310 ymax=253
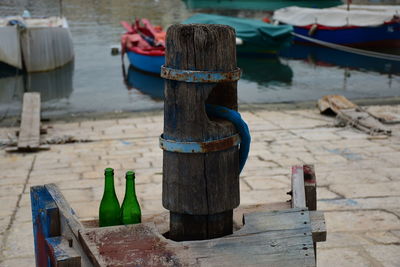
xmin=0 ymin=104 xmax=399 ymax=266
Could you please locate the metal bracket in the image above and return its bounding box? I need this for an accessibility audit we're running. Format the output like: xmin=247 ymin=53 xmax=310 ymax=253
xmin=159 ymin=134 xmax=241 ymax=153
xmin=160 ymin=66 xmax=241 ymax=83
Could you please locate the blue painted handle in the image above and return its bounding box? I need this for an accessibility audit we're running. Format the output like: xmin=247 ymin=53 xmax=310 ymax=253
xmin=205 ymin=104 xmax=251 ymax=173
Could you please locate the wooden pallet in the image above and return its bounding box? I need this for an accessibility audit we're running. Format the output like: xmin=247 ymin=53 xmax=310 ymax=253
xmin=30 ymin=165 xmax=326 ymax=267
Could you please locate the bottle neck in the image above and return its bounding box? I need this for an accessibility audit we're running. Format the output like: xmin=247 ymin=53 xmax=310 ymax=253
xmin=104 ymin=175 xmax=116 ymax=193
xmin=125 ymin=178 xmax=136 ymax=197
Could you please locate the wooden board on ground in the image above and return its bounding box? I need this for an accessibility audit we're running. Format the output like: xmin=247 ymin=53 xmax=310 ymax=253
xmin=18 ymin=92 xmax=41 ymax=151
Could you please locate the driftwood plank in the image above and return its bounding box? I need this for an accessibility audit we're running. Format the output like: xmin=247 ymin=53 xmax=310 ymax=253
xmin=18 ymin=92 xmax=41 ymax=150
xmin=291 ymin=165 xmax=306 ymax=209
xmin=46 ymin=236 xmax=81 ymax=267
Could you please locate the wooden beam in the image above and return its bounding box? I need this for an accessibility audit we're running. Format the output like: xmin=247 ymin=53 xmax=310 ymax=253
xmin=46 ymin=236 xmax=81 ymax=267
xmin=30 ymin=185 xmax=61 ymax=267
xmin=303 ymin=164 xmax=317 ymax=211
xmin=291 ymin=165 xmax=306 ymax=209
xmin=45 ymin=184 xmax=84 ymax=239
xmin=309 ymin=211 xmax=327 ymax=242
xmin=18 ymin=92 xmax=41 ymax=151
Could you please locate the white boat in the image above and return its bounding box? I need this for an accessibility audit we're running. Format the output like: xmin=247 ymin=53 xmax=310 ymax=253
xmin=273 ymin=5 xmax=400 ymax=47
xmin=0 ymin=16 xmax=74 ymax=72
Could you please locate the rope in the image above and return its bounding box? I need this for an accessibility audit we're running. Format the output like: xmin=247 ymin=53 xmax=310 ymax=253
xmin=205 ymin=104 xmax=251 ymax=174
xmin=292 ymin=32 xmax=400 ymax=62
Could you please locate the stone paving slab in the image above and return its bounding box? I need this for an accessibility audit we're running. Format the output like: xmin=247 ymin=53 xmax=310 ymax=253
xmin=0 ymin=105 xmax=400 ymax=266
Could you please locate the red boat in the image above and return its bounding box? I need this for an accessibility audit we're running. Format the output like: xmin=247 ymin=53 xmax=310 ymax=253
xmin=121 ymin=19 xmax=166 ymax=74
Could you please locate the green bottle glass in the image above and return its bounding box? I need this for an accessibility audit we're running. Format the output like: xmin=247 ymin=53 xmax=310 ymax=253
xmin=121 ymin=171 xmax=141 ymax=224
xmin=99 ymin=168 xmax=121 ymax=227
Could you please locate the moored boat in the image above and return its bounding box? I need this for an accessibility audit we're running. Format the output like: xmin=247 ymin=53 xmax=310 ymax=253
xmin=0 ymin=15 xmax=74 ymax=72
xmin=121 ymin=19 xmax=166 ymax=74
xmin=273 ymin=5 xmax=400 ymax=47
xmin=183 ymin=14 xmax=293 ymax=56
xmin=182 ymin=0 xmax=342 ymax=11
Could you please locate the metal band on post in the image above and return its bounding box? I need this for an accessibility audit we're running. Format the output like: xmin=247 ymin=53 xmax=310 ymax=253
xmin=161 ymin=65 xmax=241 ymax=83
xmin=160 ymin=134 xmax=241 ymax=153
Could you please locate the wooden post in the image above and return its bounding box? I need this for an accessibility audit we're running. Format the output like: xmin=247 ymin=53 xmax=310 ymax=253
xmin=162 ymin=24 xmax=239 ymax=241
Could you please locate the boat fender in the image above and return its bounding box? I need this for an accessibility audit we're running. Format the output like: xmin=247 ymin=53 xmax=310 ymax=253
xmin=205 ymin=104 xmax=251 ymax=173
xmin=308 ymin=24 xmax=318 ymax=36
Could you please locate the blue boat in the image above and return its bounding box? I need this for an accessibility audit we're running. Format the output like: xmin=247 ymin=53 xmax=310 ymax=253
xmin=182 ymin=0 xmax=342 ymax=11
xmin=126 ymin=51 xmax=164 ymax=74
xmin=273 ymin=5 xmax=400 ymax=47
xmin=121 ymin=19 xmax=166 ymax=74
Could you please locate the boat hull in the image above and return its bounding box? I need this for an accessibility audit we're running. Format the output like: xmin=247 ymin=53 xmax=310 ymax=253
xmin=127 ymin=51 xmax=164 ymax=74
xmin=183 ymin=0 xmax=341 ymax=10
xmin=0 ymin=17 xmax=74 ymax=72
xmin=293 ymin=22 xmax=400 ymax=47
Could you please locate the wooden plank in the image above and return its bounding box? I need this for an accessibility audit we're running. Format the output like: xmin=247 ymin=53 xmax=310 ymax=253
xmin=79 ymin=209 xmax=316 ymax=266
xmin=46 ymin=236 xmax=81 ymax=267
xmin=310 ymin=211 xmax=327 ymax=242
xmin=291 ymin=165 xmax=306 ymax=209
xmin=30 ymin=185 xmax=61 ymax=267
xmin=44 ymin=184 xmax=93 ymax=266
xmin=337 ymin=108 xmax=391 ymax=136
xmin=45 ymin=184 xmax=84 ymax=239
xmin=18 ymin=92 xmax=41 ymax=150
xmin=303 ymin=164 xmax=317 ymax=211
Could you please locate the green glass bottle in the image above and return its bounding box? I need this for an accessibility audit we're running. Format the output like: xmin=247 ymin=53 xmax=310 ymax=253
xmin=121 ymin=171 xmax=141 ymax=224
xmin=99 ymin=168 xmax=121 ymax=227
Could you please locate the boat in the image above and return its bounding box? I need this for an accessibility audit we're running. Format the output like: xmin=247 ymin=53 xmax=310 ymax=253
xmin=121 ymin=19 xmax=166 ymax=74
xmin=182 ymin=0 xmax=341 ymax=11
xmin=183 ymin=14 xmax=293 ymax=56
xmin=273 ymin=4 xmax=400 ymax=47
xmin=0 ymin=15 xmax=74 ymax=72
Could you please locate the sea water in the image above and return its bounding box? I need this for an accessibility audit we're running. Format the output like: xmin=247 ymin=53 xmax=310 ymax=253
xmin=0 ymin=0 xmax=399 ymax=119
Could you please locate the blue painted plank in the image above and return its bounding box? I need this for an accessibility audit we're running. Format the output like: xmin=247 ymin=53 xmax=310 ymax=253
xmin=31 ymin=185 xmax=60 ymax=267
xmin=46 ymin=236 xmax=81 ymax=266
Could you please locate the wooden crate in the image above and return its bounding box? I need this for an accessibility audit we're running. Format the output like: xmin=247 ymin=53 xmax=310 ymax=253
xmin=30 ymin=165 xmax=326 ymax=267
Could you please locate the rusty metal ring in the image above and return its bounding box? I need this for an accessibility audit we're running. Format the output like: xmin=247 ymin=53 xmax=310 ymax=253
xmin=160 ymin=66 xmax=241 ymax=83
xmin=159 ymin=134 xmax=241 ymax=153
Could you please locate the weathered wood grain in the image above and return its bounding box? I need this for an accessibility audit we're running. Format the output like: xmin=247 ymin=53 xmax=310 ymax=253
xmin=45 ymin=184 xmax=93 ymax=266
xmin=79 ymin=209 xmax=315 ymax=267
xmin=31 ymin=185 xmax=61 ymax=266
xmin=309 ymin=211 xmax=327 ymax=242
xmin=46 ymin=236 xmax=81 ymax=267
xmin=303 ymin=164 xmax=317 ymax=211
xmin=18 ymin=92 xmax=41 ymax=151
xmin=291 ymin=165 xmax=306 ymax=209
xmin=163 ymin=24 xmax=239 ymax=240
